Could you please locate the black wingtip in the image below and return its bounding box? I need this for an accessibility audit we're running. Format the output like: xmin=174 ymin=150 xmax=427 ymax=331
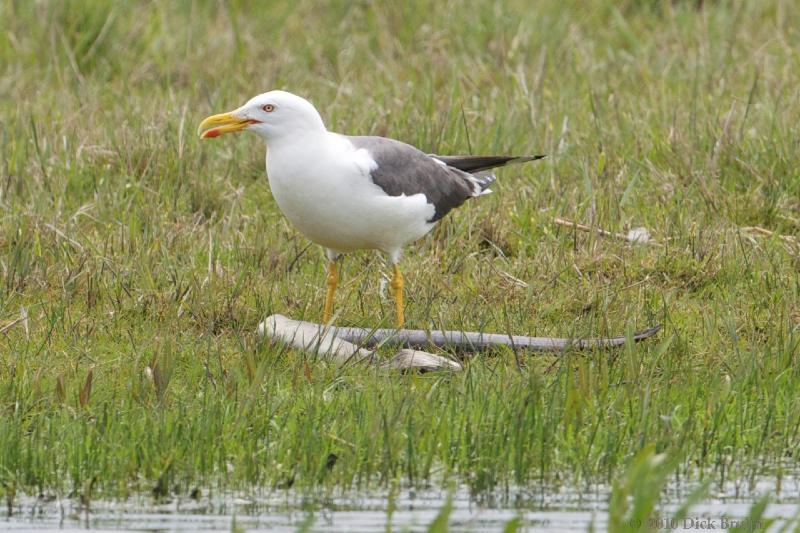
xmin=432 ymin=154 xmax=547 ymax=173
xmin=516 ymin=155 xmax=547 ymax=163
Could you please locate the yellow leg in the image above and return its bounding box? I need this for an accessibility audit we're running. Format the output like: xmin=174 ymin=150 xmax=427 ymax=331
xmin=323 ymin=260 xmax=338 ymax=323
xmin=391 ymin=264 xmax=404 ymax=328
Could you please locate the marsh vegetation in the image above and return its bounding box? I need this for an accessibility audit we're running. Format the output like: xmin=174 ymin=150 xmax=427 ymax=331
xmin=1 ymin=0 xmax=799 ymax=530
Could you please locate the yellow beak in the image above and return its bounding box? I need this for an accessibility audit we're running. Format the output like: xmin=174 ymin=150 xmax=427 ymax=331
xmin=197 ymin=112 xmax=258 ymax=139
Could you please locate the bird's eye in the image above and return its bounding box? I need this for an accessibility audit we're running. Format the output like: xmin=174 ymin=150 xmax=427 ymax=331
xmin=262 ymin=104 xmax=275 ymax=112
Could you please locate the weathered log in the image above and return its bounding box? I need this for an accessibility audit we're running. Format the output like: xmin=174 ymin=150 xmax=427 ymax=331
xmin=256 ymin=314 xmax=662 ymax=372
xmin=257 ymin=314 xmax=463 ymax=371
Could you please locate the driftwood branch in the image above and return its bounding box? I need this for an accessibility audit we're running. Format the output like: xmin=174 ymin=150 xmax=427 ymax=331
xmin=333 ymin=324 xmax=662 ymax=353
xmin=740 ymin=226 xmax=799 ymax=248
xmin=554 ymin=217 xmax=662 ymax=247
xmin=257 ymin=314 xmax=662 ymax=372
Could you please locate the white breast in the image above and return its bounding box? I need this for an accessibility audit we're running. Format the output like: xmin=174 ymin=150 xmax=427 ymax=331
xmin=265 ymin=133 xmax=435 ymax=255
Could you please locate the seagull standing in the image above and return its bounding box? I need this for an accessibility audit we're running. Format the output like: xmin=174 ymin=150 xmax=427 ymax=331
xmin=198 ymin=91 xmax=543 ymax=327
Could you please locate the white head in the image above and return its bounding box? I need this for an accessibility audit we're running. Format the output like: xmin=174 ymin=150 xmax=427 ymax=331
xmin=198 ymin=90 xmax=326 ymax=142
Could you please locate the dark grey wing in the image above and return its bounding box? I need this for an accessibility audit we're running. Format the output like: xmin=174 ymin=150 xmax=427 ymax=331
xmin=348 ymin=136 xmax=479 ymax=222
xmin=431 ymin=155 xmax=546 ymax=173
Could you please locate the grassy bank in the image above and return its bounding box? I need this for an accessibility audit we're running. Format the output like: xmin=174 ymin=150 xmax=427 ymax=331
xmin=1 ymin=0 xmax=799 ymax=507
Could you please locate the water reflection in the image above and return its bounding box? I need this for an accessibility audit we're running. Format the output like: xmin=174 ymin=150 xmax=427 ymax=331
xmin=3 ymin=478 xmax=800 ymax=532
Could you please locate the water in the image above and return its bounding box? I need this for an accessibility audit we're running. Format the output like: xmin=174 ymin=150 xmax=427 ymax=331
xmin=3 ymin=480 xmax=799 ymax=532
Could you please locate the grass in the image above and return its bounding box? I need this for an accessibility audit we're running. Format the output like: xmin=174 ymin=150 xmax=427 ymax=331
xmin=1 ymin=0 xmax=800 ymax=518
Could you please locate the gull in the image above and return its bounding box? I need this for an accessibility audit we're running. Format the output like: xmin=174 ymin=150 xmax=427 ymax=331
xmin=198 ymin=91 xmax=544 ymax=327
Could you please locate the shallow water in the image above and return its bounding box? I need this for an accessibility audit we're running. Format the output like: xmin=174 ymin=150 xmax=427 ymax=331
xmin=3 ymin=479 xmax=799 ymax=532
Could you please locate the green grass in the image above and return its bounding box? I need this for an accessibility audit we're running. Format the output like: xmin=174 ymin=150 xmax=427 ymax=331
xmin=1 ymin=0 xmax=800 ymax=513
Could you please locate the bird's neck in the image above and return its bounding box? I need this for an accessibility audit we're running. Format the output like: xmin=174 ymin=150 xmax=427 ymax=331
xmin=266 ymin=128 xmax=329 ymax=152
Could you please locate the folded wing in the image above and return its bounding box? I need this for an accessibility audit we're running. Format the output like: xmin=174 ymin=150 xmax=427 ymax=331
xmin=347 ymin=135 xmax=544 ymax=222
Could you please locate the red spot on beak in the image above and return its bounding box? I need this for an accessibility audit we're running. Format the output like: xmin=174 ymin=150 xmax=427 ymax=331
xmin=205 ymin=128 xmax=221 ymax=138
